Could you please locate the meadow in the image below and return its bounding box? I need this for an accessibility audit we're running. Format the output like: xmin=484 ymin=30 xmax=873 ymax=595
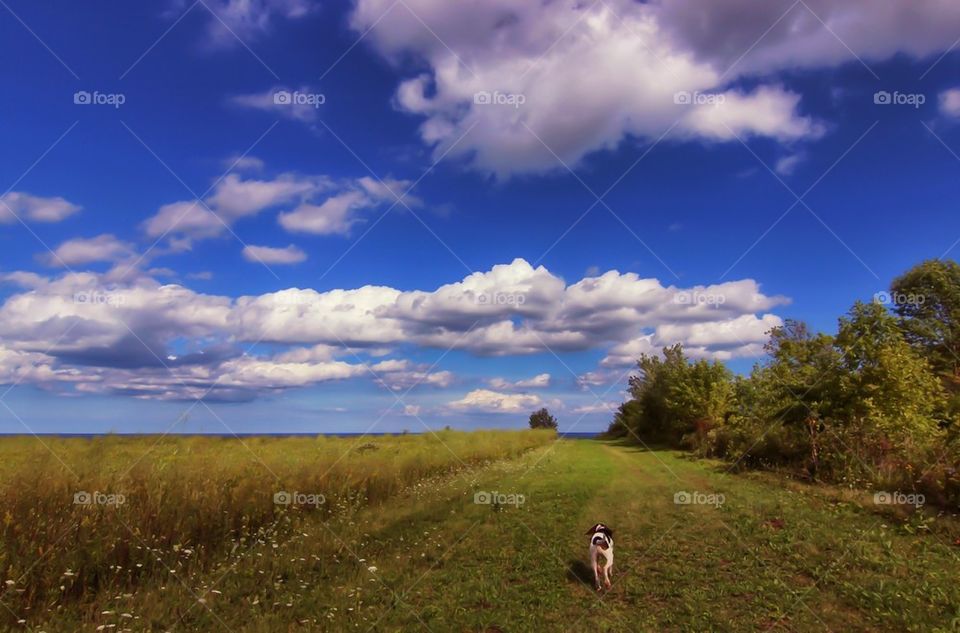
xmin=1 ymin=433 xmax=958 ymax=631
xmin=0 ymin=430 xmax=552 ymax=629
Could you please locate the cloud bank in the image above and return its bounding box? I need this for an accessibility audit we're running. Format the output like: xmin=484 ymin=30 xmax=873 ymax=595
xmin=0 ymin=259 xmax=785 ymax=402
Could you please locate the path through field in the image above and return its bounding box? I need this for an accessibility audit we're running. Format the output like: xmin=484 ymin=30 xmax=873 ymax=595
xmin=61 ymin=440 xmax=960 ymax=632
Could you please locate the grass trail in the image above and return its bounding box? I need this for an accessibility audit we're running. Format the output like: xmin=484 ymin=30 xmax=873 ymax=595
xmin=20 ymin=440 xmax=960 ymax=632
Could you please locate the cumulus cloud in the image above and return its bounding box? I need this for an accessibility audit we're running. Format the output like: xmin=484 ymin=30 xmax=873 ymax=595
xmin=600 ymin=313 xmax=782 ymax=367
xmin=0 ymin=259 xmax=786 ymax=401
xmin=446 ymin=389 xmax=542 ymax=414
xmin=141 ymin=170 xmax=411 ymax=243
xmin=278 ymin=177 xmax=416 ymax=235
xmin=141 ymin=172 xmax=324 ymax=241
xmin=351 ymin=0 xmax=960 ymax=176
xmin=242 ymin=244 xmax=307 ymax=264
xmin=488 ymin=373 xmax=551 ymax=390
xmin=227 ymin=258 xmax=788 ymax=356
xmin=0 ymin=192 xmax=81 ymax=223
xmin=44 ymin=234 xmax=135 ymax=267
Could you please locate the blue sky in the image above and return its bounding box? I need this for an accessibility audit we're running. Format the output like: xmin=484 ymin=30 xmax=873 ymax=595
xmin=1 ymin=0 xmax=960 ymax=433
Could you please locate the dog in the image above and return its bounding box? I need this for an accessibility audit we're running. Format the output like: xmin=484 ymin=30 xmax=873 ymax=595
xmin=585 ymin=523 xmax=614 ymax=590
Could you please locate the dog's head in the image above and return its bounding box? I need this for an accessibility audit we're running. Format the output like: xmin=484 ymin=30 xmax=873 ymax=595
xmin=585 ymin=523 xmax=613 ymax=538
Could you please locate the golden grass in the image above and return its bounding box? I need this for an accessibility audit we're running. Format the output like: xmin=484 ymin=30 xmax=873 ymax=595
xmin=0 ymin=430 xmax=553 ymax=615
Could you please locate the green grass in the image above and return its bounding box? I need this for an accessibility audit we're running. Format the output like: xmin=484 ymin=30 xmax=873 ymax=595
xmin=2 ymin=436 xmax=959 ymax=631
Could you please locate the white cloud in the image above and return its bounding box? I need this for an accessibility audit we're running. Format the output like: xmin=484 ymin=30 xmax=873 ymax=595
xmin=679 ymin=86 xmax=823 ymax=141
xmin=278 ymin=177 xmax=415 ymax=235
xmin=576 ymin=369 xmax=623 ymax=390
xmin=0 ymin=259 xmax=787 ymax=401
xmin=195 ymin=0 xmax=313 ymax=47
xmin=0 ymin=192 xmax=81 ymax=223
xmin=142 ymin=173 xmax=323 ymax=240
xmin=381 ymin=368 xmax=455 ymax=390
xmin=278 ymin=191 xmax=369 ymax=235
xmin=225 ymin=155 xmax=266 ymax=172
xmin=141 ymin=170 xmax=409 ymax=243
xmin=44 ymin=234 xmax=134 ymax=267
xmin=142 ymin=200 xmax=224 ymax=240
xmin=242 ymin=244 xmax=307 ymax=264
xmin=1 ymin=271 xmax=49 ymax=288
xmin=231 ymin=85 xmax=325 ymax=122
xmin=601 ymin=313 xmax=782 ymax=367
xmin=775 ymin=152 xmax=804 ymax=176
xmin=571 ymin=402 xmax=619 ymax=415
xmin=446 ymin=389 xmax=542 ymax=414
xmin=231 ymin=258 xmax=788 ymax=355
xmin=351 ymin=0 xmax=960 ymax=176
xmin=488 ymin=373 xmax=551 ymax=390
xmin=207 ymin=173 xmax=318 ymax=220
xmin=939 ymin=88 xmax=960 ymax=118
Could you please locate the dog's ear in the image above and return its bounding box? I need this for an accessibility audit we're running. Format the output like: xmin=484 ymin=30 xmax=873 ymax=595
xmin=602 ymin=526 xmax=613 ymax=538
xmin=585 ymin=523 xmax=600 ymax=535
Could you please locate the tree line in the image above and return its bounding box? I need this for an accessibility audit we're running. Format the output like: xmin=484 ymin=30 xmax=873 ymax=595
xmin=606 ymin=259 xmax=960 ymax=507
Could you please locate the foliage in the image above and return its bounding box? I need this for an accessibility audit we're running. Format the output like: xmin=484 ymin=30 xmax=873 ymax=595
xmin=617 ymin=345 xmax=734 ymax=452
xmin=890 ymin=258 xmax=960 ymax=380
xmin=528 ymin=407 xmax=558 ymax=429
xmin=609 ymin=260 xmax=960 ymax=505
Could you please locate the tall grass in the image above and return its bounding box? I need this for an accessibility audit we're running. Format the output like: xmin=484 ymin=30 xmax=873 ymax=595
xmin=0 ymin=430 xmax=553 ymax=619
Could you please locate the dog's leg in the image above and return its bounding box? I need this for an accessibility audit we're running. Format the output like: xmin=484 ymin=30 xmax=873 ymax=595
xmin=604 ymin=551 xmax=613 ymax=589
xmin=590 ymin=548 xmax=601 ymax=591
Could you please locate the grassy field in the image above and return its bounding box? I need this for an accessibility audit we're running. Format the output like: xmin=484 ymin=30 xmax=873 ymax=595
xmin=2 ymin=434 xmax=959 ymax=631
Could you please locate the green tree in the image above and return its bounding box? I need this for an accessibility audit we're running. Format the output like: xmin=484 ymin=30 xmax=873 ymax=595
xmin=762 ymin=320 xmax=843 ymax=477
xmin=606 ymin=399 xmax=641 ymax=439
xmin=528 ymin=408 xmax=558 ymax=430
xmin=890 ymin=258 xmax=960 ymax=380
xmin=834 ymin=301 xmax=945 ymax=460
xmin=616 ymin=345 xmax=734 ymax=451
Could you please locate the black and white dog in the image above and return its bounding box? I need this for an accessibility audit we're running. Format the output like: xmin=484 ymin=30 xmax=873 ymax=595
xmin=585 ymin=523 xmax=614 ymax=590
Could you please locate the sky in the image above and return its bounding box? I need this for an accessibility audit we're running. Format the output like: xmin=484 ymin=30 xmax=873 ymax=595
xmin=1 ymin=0 xmax=960 ymax=434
